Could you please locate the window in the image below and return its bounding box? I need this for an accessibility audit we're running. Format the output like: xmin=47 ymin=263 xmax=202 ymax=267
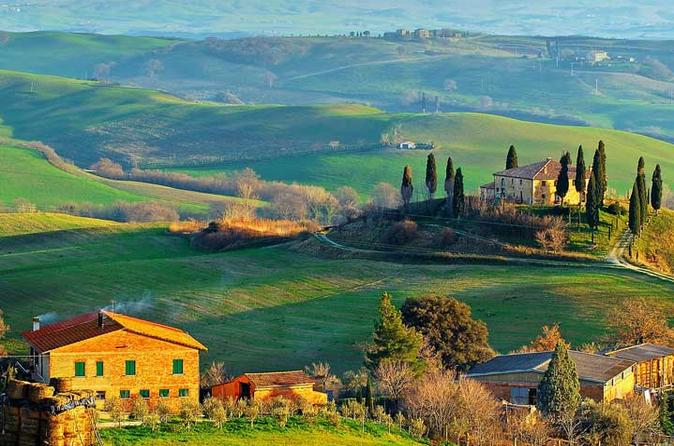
xmin=510 ymin=387 xmax=536 ymax=405
xmin=125 ymin=360 xmax=136 ymax=376
xmin=96 ymin=391 xmax=106 ymax=400
xmin=159 ymin=389 xmax=170 ymax=398
xmin=139 ymin=389 xmax=150 ymax=399
xmin=96 ymin=361 xmax=104 ymax=377
xmin=542 ymin=181 xmax=547 ymax=186
xmin=120 ymin=390 xmax=130 ymax=399
xmin=178 ymin=389 xmax=189 ymax=397
xmin=74 ymin=361 xmax=86 ymax=377
xmin=519 ymin=179 xmax=522 ymax=185
xmin=172 ymin=359 xmax=184 ymax=375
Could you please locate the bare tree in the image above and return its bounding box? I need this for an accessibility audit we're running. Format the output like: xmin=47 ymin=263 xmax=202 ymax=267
xmin=606 ymin=298 xmax=674 ymax=347
xmin=371 ymin=182 xmax=402 ymax=211
xmin=375 ymin=359 xmax=416 ymax=411
xmin=201 ymin=361 xmax=229 ymax=388
xmin=621 ymin=395 xmax=659 ymax=442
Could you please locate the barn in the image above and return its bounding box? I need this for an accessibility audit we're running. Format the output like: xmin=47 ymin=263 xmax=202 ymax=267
xmin=22 ymin=310 xmax=207 ymax=411
xmin=468 ymin=350 xmax=636 ymax=404
xmin=605 ymin=343 xmax=674 ymax=390
xmin=212 ymin=370 xmax=327 ymax=405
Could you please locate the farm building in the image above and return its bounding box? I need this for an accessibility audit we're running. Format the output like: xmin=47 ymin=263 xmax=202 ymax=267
xmin=22 ymin=310 xmax=207 ymax=412
xmin=212 ymin=370 xmax=327 ymax=405
xmin=468 ymin=350 xmax=636 ymax=404
xmin=483 ymin=158 xmax=590 ymax=205
xmin=605 ymin=343 xmax=674 ymax=390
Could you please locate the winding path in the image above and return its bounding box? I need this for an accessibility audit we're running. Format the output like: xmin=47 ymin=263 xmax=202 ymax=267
xmin=607 ymin=228 xmax=674 ymax=284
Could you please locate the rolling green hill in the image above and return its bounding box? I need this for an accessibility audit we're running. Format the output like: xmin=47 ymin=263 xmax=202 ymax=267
xmin=0 ymin=69 xmax=673 ymax=198
xmin=1 ymin=213 xmax=673 ymax=374
xmin=0 ymin=143 xmax=260 ymax=214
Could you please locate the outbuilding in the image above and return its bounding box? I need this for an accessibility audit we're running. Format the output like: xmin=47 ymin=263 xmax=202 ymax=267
xmin=212 ymin=370 xmax=327 ymax=405
xmin=605 ymin=343 xmax=674 ymax=390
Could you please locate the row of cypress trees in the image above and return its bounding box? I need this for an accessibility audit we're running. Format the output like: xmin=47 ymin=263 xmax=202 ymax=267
xmin=628 ymin=157 xmax=663 ymax=236
xmin=401 ymin=154 xmax=465 ymax=217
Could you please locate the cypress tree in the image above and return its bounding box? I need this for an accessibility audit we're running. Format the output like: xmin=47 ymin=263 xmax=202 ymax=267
xmin=444 ymin=156 xmax=456 ymax=210
xmin=425 ymin=153 xmax=437 ymax=199
xmin=400 ymin=165 xmax=414 ymax=209
xmin=598 ymin=140 xmax=607 ymax=205
xmin=574 ymin=145 xmax=586 ymax=202
xmin=629 ymin=180 xmax=641 ymax=236
xmin=556 ymin=152 xmax=570 ymax=206
xmin=586 ymin=172 xmax=600 ymax=230
xmin=364 ymin=292 xmax=423 ymax=373
xmin=637 ymin=157 xmax=648 ymax=226
xmin=652 ymin=164 xmax=663 ymax=215
xmin=506 ymin=145 xmax=518 ymax=170
xmin=452 ymin=168 xmax=465 ymax=218
xmin=365 ymin=377 xmax=375 ymax=415
xmin=537 ymin=342 xmax=581 ymax=424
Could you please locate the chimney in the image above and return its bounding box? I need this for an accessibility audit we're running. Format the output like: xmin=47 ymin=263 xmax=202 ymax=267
xmin=32 ymin=317 xmax=40 ymax=332
xmin=98 ymin=310 xmax=104 ymax=329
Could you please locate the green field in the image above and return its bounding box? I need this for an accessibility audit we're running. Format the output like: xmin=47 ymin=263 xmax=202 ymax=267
xmin=1 ymin=213 xmax=673 ymax=375
xmin=169 ymin=113 xmax=674 ymax=197
xmin=0 ymin=143 xmax=262 ymax=214
xmin=101 ymin=417 xmax=424 ymax=446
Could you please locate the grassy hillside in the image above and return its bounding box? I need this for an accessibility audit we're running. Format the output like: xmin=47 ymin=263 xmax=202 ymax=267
xmin=1 ymin=213 xmax=672 ymax=374
xmin=0 ymin=31 xmax=176 ymax=79
xmin=0 ymin=143 xmax=259 ymax=214
xmin=633 ymin=208 xmax=674 ymax=274
xmin=0 ymin=69 xmax=672 ymax=197
xmin=171 ymin=113 xmax=674 ymax=197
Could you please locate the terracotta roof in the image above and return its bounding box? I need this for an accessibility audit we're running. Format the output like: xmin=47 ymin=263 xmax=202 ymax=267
xmin=468 ymin=350 xmax=635 ymax=384
xmin=606 ymin=343 xmax=674 ymax=362
xmin=244 ymin=370 xmax=316 ymax=388
xmin=494 ymin=159 xmax=590 ymax=181
xmin=480 ymin=182 xmax=495 ymax=189
xmin=22 ymin=311 xmax=206 ymax=352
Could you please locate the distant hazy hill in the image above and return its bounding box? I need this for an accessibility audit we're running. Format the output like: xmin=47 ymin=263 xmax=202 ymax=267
xmin=1 ymin=0 xmax=674 ymax=39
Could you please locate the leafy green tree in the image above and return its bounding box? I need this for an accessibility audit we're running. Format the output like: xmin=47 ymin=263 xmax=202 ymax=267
xmin=452 ymin=168 xmax=465 ymax=218
xmin=537 ymin=342 xmax=581 ymax=437
xmin=574 ymin=145 xmax=586 ymax=201
xmin=629 ymin=180 xmax=641 ymax=236
xmin=444 ymin=156 xmax=455 ymax=209
xmin=556 ymin=152 xmax=570 ymax=205
xmin=586 ymin=172 xmax=600 ymax=230
xmin=400 ymin=165 xmax=414 ymax=209
xmin=425 ymin=153 xmax=437 ymax=199
xmin=364 ymin=293 xmax=423 ymax=373
xmin=660 ymin=393 xmax=674 ymax=436
xmin=652 ymin=164 xmax=663 ymax=215
xmin=401 ymin=296 xmax=495 ymax=371
xmin=506 ymin=145 xmax=518 ymax=170
xmin=637 ymin=157 xmax=648 ymax=226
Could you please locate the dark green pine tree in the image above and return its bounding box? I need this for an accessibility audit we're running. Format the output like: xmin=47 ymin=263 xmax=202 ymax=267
xmin=629 ymin=180 xmax=642 ymax=236
xmin=537 ymin=342 xmax=581 ymax=423
xmin=400 ymin=165 xmax=414 ymax=209
xmin=556 ymin=153 xmax=570 ymax=206
xmin=452 ymin=168 xmax=465 ymax=218
xmin=364 ymin=293 xmax=423 ymax=373
xmin=444 ymin=156 xmax=455 ymax=204
xmin=598 ymin=140 xmax=607 ymax=206
xmin=364 ymin=377 xmax=375 ymax=415
xmin=652 ymin=164 xmax=663 ymax=215
xmin=586 ymin=172 xmax=600 ymax=230
xmin=637 ymin=157 xmax=648 ymax=226
xmin=506 ymin=145 xmax=518 ymax=170
xmin=574 ymin=145 xmax=586 ymax=202
xmin=425 ymin=153 xmax=437 ymax=199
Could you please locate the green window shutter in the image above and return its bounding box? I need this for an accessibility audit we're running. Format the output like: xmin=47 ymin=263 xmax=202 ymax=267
xmin=96 ymin=361 xmax=104 ymax=377
xmin=74 ymin=362 xmax=85 ymax=377
xmin=172 ymin=359 xmax=184 ymax=375
xmin=125 ymin=360 xmax=136 ymax=376
xmin=120 ymin=390 xmax=130 ymax=399
xmin=178 ymin=388 xmax=189 ymax=397
xmin=159 ymin=389 xmax=169 ymax=398
xmin=139 ymin=389 xmax=150 ymax=398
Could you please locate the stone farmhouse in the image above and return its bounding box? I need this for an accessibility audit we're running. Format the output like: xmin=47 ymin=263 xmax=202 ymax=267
xmin=480 ymin=158 xmax=590 ymax=205
xmin=22 ymin=310 xmax=207 ymax=411
xmin=212 ymin=370 xmax=327 ymax=405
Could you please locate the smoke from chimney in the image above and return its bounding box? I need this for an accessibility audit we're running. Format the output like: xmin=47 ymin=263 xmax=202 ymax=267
xmin=32 ymin=317 xmax=40 ymax=332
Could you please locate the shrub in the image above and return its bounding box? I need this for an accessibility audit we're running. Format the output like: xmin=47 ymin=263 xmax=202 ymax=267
xmin=202 ymin=397 xmax=224 ymax=420
xmin=382 ymin=220 xmax=418 ymax=245
xmin=409 ymin=418 xmax=427 ymax=438
xmin=535 ymin=223 xmax=568 ymax=253
xmin=606 ymin=202 xmax=626 ymax=216
xmin=130 ymin=397 xmax=149 ymax=421
xmin=270 ymin=397 xmax=291 ymax=428
xmin=580 ymin=399 xmax=634 ymax=446
xmin=244 ymin=400 xmax=260 ymax=427
xmin=212 ymin=405 xmax=228 ymax=429
xmin=179 ymin=400 xmax=202 ymax=429
xmin=439 ymin=227 xmax=458 ymax=247
xmin=155 ymin=401 xmax=172 ymax=423
xmin=13 ymin=198 xmax=37 ymax=213
xmin=103 ymin=396 xmax=125 ymax=427
xmin=143 ymin=413 xmax=161 ymax=432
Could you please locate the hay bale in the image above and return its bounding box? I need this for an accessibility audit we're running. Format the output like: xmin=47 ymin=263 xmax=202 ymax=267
xmin=27 ymin=383 xmax=55 ymax=403
xmin=6 ymin=379 xmax=30 ymax=400
xmin=49 ymin=378 xmax=72 ymax=394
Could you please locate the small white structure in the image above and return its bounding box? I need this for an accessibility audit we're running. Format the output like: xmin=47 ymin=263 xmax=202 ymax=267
xmin=399 ymin=141 xmax=417 ymax=150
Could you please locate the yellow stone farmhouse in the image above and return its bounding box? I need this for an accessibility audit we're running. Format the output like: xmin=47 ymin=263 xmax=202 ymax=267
xmin=480 ymin=158 xmax=590 ymax=205
xmin=22 ymin=310 xmax=207 ymax=411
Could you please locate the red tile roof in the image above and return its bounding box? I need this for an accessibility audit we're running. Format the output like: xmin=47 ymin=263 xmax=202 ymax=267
xmin=494 ymin=159 xmax=590 ymax=181
xmin=22 ymin=311 xmax=206 ymax=352
xmin=244 ymin=371 xmax=316 ymax=388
